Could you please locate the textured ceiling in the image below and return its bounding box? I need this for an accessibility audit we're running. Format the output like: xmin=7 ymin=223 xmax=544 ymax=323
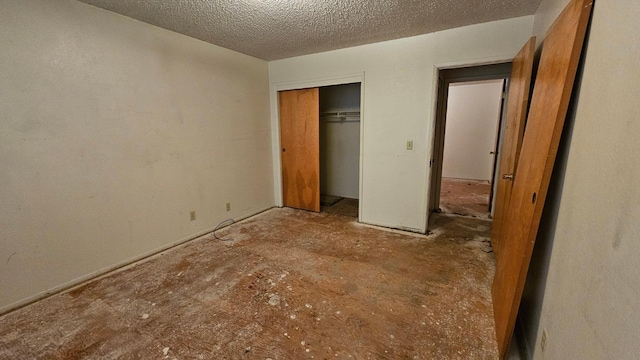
xmin=77 ymin=0 xmax=541 ymax=61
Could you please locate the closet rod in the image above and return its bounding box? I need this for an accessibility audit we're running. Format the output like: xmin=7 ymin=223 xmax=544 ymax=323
xmin=322 ymin=118 xmax=360 ymax=123
xmin=320 ymin=111 xmax=360 ymax=116
xmin=320 ymin=110 xmax=360 ymax=123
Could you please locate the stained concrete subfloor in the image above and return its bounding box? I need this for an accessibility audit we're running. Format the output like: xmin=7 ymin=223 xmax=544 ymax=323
xmin=321 ymin=198 xmax=359 ymax=218
xmin=439 ymin=178 xmax=492 ymax=219
xmin=0 ymin=208 xmax=498 ymax=359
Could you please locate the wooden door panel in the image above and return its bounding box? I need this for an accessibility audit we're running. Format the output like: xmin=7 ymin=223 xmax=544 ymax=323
xmin=492 ymin=0 xmax=593 ymax=358
xmin=279 ymin=88 xmax=320 ymax=212
xmin=491 ymin=37 xmax=536 ymax=261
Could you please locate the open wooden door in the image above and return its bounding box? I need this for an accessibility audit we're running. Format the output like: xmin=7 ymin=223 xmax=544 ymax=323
xmin=279 ymin=88 xmax=320 ymax=212
xmin=492 ymin=0 xmax=593 ymax=358
xmin=491 ymin=37 xmax=536 ymax=261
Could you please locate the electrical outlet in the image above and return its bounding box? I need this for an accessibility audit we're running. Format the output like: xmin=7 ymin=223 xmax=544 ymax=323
xmin=406 ymin=140 xmax=414 ymax=150
xmin=541 ymin=328 xmax=548 ymax=354
xmin=190 ymin=211 xmax=196 ymax=221
xmin=226 ymin=203 xmax=231 ymax=212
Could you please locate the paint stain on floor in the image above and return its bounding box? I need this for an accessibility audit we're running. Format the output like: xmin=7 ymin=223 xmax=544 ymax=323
xmin=0 ymin=208 xmax=497 ymax=359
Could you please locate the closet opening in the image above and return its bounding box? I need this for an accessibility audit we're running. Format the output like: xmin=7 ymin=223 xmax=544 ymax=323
xmin=319 ymin=83 xmax=361 ymax=218
xmin=277 ymin=80 xmax=362 ymax=218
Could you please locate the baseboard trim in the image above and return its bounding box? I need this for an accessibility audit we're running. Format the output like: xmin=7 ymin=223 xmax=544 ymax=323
xmin=0 ymin=206 xmax=275 ymax=316
xmin=515 ymin=314 xmax=532 ymax=360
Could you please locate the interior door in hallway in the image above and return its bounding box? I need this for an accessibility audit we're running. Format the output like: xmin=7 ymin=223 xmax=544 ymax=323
xmin=279 ymin=88 xmax=320 ymax=212
xmin=491 ymin=0 xmax=593 ymax=358
xmin=491 ymin=37 xmax=536 ymax=261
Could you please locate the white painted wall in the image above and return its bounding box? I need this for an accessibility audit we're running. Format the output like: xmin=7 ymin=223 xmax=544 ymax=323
xmin=320 ymin=83 xmax=361 ymax=199
xmin=269 ymin=16 xmax=534 ymax=232
xmin=521 ymin=1 xmax=640 ymax=359
xmin=0 ymin=0 xmax=273 ymax=312
xmin=442 ymin=80 xmax=504 ymax=181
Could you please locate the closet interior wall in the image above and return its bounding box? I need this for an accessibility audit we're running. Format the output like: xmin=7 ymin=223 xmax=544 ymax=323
xmin=319 ymin=83 xmax=361 ymax=200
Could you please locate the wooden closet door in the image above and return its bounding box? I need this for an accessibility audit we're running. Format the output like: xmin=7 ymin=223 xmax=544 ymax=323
xmin=491 ymin=37 xmax=536 ymax=261
xmin=491 ymin=0 xmax=593 ymax=358
xmin=279 ymin=88 xmax=320 ymax=212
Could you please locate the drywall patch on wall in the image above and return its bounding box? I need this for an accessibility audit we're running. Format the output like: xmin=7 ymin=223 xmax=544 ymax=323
xmin=0 ymin=0 xmax=272 ymax=311
xmin=442 ymin=79 xmax=504 ymax=181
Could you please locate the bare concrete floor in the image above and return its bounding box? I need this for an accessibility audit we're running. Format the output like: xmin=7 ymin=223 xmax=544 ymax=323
xmin=321 ymin=198 xmax=359 ymax=218
xmin=0 ymin=208 xmax=498 ymax=359
xmin=439 ymin=178 xmax=492 ymax=219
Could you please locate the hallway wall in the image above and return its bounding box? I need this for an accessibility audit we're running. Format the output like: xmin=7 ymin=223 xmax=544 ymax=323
xmin=442 ymin=79 xmax=504 ymax=181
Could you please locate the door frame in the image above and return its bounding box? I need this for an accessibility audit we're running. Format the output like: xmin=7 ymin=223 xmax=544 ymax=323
xmin=271 ymin=72 xmax=365 ymax=220
xmin=428 ymin=63 xmax=512 ymax=225
xmin=489 ymin=79 xmax=511 ymax=214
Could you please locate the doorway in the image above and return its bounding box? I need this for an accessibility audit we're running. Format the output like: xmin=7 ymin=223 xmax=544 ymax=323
xmin=278 ymin=82 xmax=362 ymax=218
xmin=429 ymin=63 xmax=511 ymax=222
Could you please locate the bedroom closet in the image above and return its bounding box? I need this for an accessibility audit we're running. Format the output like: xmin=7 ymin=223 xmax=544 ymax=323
xmin=319 ymin=83 xmax=361 ymax=217
xmin=278 ymin=82 xmax=361 ymax=218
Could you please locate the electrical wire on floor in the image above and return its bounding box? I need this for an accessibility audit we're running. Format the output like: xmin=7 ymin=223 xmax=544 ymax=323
xmin=213 ymin=219 xmax=235 ymax=242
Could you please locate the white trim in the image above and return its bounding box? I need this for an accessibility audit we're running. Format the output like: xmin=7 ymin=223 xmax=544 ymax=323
xmin=270 ymin=72 xmax=365 ymax=220
xmin=424 ymin=54 xmax=516 ymax=231
xmin=357 ymin=76 xmax=365 ymax=220
xmin=272 ymin=73 xmax=364 ymax=92
xmin=0 ymin=206 xmax=274 ymax=315
xmin=353 ymin=221 xmax=432 ymax=238
xmin=435 ymin=54 xmax=516 ymax=71
xmin=424 ymin=64 xmax=442 ymax=232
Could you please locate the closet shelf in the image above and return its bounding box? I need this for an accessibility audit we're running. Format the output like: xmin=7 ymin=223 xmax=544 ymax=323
xmin=320 ymin=110 xmax=360 ymax=123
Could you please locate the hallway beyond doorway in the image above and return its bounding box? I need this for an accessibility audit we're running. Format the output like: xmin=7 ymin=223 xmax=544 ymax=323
xmin=439 ymin=177 xmax=492 ymax=219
